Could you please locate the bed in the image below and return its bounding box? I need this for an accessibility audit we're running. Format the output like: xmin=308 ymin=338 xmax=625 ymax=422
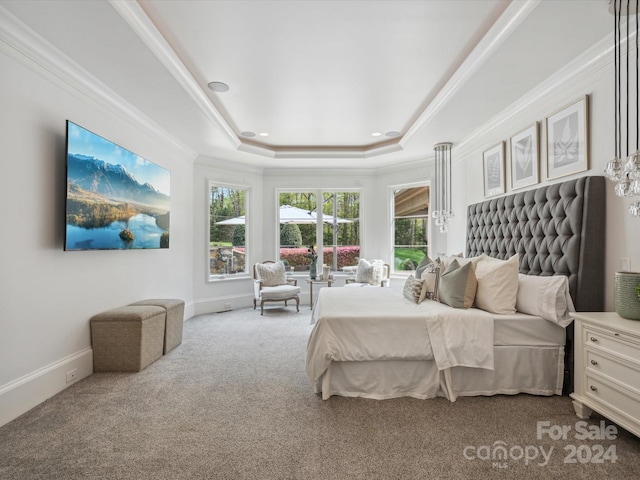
xmin=306 ymin=176 xmax=605 ymax=401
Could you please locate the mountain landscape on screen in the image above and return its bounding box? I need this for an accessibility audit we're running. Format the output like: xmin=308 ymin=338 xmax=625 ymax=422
xmin=67 ymin=154 xmax=170 ymax=211
xmin=65 ymin=121 xmax=171 ymax=251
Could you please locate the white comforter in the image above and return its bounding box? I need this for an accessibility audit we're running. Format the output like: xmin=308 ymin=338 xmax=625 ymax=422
xmin=306 ymin=287 xmax=495 ymax=385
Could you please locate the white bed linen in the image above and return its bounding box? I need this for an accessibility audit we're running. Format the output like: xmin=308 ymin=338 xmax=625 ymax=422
xmin=493 ymin=312 xmax=566 ymax=346
xmin=316 ymin=346 xmax=564 ymax=401
xmin=307 ymin=287 xmax=568 ymax=401
xmin=306 ymin=288 xmax=494 ymax=387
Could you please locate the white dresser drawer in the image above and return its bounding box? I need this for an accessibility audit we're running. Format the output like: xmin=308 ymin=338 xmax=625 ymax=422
xmin=571 ymin=313 xmax=640 ymax=439
xmin=585 ymin=374 xmax=640 ymax=422
xmin=584 ymin=327 xmax=640 ymax=362
xmin=585 ymin=349 xmax=640 ymax=393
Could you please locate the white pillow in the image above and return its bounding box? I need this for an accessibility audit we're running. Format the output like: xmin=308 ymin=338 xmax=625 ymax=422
xmin=256 ymin=261 xmax=286 ymax=287
xmin=457 ymin=254 xmax=486 ymax=270
xmin=516 ymin=274 xmax=575 ymax=327
xmin=355 ymin=259 xmax=385 ymax=286
xmin=474 ymin=254 xmax=519 ymax=314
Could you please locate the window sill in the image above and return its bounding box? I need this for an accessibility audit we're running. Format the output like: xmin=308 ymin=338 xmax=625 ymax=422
xmin=208 ymin=274 xmax=251 ymax=283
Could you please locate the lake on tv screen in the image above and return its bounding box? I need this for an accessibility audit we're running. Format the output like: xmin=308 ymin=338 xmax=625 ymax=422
xmin=66 ymin=213 xmax=166 ymax=250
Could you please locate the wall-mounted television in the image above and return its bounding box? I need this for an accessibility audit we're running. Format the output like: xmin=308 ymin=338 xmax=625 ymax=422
xmin=64 ymin=121 xmax=170 ymax=251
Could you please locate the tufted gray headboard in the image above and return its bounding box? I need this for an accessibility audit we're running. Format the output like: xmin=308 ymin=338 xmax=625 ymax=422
xmin=466 ymin=176 xmax=605 ymax=312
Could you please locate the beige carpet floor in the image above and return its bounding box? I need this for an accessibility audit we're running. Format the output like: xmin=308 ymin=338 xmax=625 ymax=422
xmin=1 ymin=306 xmax=639 ymax=479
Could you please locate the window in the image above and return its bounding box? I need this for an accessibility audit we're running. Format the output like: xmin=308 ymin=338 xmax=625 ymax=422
xmin=208 ymin=183 xmax=249 ymax=278
xmin=393 ymin=185 xmax=429 ymax=272
xmin=278 ymin=191 xmax=360 ymax=272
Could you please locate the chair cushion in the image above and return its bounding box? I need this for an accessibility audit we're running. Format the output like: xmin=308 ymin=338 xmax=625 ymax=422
xmin=260 ymin=285 xmax=301 ymax=300
xmin=256 ymin=261 xmax=286 ymax=286
xmin=355 ymin=259 xmax=385 ymax=285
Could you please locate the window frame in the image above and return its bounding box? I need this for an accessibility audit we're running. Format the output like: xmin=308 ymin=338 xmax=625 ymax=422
xmin=275 ymin=188 xmax=362 ymax=272
xmin=390 ymin=181 xmax=431 ymax=275
xmin=207 ymin=181 xmax=251 ymax=282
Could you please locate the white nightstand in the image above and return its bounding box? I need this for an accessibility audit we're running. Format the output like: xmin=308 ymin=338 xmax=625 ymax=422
xmin=570 ymin=312 xmax=640 ymax=438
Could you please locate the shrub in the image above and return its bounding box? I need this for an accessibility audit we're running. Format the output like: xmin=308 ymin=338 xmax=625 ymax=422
xmin=400 ymin=258 xmax=416 ymax=270
xmin=280 ymin=223 xmax=302 ymax=247
xmin=279 ymin=245 xmax=360 ymax=269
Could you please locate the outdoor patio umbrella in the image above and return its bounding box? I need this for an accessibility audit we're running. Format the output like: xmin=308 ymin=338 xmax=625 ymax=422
xmin=214 ymin=204 xmax=352 ymax=225
xmin=215 ymin=204 xmax=353 ymax=271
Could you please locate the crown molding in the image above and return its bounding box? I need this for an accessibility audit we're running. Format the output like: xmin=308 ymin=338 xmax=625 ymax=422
xmin=454 ymin=30 xmax=615 ymax=162
xmin=401 ymin=0 xmax=541 ymax=148
xmin=109 ymin=0 xmax=241 ymax=150
xmin=262 ymin=167 xmax=377 ymax=178
xmin=0 ymin=5 xmax=196 ymax=160
xmin=112 ymin=1 xmax=413 ymax=160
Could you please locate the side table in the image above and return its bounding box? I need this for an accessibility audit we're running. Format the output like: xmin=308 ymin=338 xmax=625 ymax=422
xmin=306 ymin=279 xmax=333 ymax=309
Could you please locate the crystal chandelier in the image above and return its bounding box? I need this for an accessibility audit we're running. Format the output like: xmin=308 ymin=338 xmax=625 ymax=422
xmin=604 ymin=0 xmax=640 ymax=216
xmin=432 ymin=142 xmax=454 ymax=233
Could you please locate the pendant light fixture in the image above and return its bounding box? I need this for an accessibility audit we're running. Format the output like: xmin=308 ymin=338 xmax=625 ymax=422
xmin=604 ymin=0 xmax=640 ymax=215
xmin=432 ymin=142 xmax=454 ymax=233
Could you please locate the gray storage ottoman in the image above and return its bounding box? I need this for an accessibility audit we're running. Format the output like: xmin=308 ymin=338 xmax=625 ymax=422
xmin=90 ymin=305 xmax=166 ymax=372
xmin=130 ymin=299 xmax=184 ymax=353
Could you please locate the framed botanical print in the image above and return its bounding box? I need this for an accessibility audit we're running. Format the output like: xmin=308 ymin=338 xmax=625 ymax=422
xmin=510 ymin=122 xmax=539 ymax=190
xmin=483 ymin=142 xmax=505 ymax=197
xmin=545 ymin=95 xmax=589 ymax=180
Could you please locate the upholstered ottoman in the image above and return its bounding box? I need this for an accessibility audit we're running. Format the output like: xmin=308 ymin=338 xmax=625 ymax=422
xmin=90 ymin=306 xmax=166 ymax=372
xmin=130 ymin=299 xmax=184 ymax=353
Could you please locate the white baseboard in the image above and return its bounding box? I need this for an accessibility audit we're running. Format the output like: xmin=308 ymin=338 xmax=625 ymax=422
xmin=193 ymin=294 xmax=254 ymax=315
xmin=184 ymin=301 xmax=196 ymax=321
xmin=0 ymin=347 xmax=94 ymax=428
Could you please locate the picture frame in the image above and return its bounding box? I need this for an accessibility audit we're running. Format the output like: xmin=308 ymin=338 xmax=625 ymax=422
xmin=545 ymin=95 xmax=589 ymax=180
xmin=510 ymin=122 xmax=539 ymax=191
xmin=483 ymin=141 xmax=505 ymax=197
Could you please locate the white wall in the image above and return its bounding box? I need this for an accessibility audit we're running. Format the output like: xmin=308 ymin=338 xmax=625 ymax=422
xmin=447 ymin=35 xmax=640 ymax=311
xmin=0 ymin=30 xmax=195 ymax=426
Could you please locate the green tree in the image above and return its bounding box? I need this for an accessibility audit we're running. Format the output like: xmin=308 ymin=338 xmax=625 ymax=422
xmin=280 ymin=223 xmax=302 ymax=247
xmin=232 ymin=224 xmax=245 ymax=246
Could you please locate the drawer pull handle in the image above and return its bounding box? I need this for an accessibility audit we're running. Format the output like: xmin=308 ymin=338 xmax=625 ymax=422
xmin=590 ymin=386 xmax=598 ymax=392
xmin=590 ymin=360 xmax=598 ymax=365
xmin=590 ymin=337 xmax=598 ymax=342
xmin=614 ymin=333 xmax=620 ymax=336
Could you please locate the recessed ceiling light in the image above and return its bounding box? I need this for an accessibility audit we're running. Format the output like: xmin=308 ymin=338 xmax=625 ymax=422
xmin=385 ymin=131 xmax=401 ymax=138
xmin=241 ymin=131 xmax=256 ymax=137
xmin=207 ymin=81 xmax=229 ymax=92
xmin=371 ymin=132 xmax=382 ymax=137
xmin=258 ymin=132 xmax=269 ymax=137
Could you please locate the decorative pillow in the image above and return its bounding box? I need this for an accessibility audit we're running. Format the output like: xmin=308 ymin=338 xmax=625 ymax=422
xmin=438 ymin=259 xmax=477 ymax=309
xmin=402 ymin=275 xmax=427 ymax=304
xmin=256 ymin=261 xmax=286 ymax=287
xmin=420 ymin=263 xmax=440 ymax=299
xmin=516 ymin=274 xmax=575 ymax=326
xmin=474 ymin=254 xmax=519 ymax=314
xmin=355 ymin=259 xmax=385 ymax=286
xmin=456 ymin=254 xmax=486 ymax=270
xmin=435 ymin=253 xmax=464 ymax=272
xmin=415 ymin=255 xmax=434 ymax=279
